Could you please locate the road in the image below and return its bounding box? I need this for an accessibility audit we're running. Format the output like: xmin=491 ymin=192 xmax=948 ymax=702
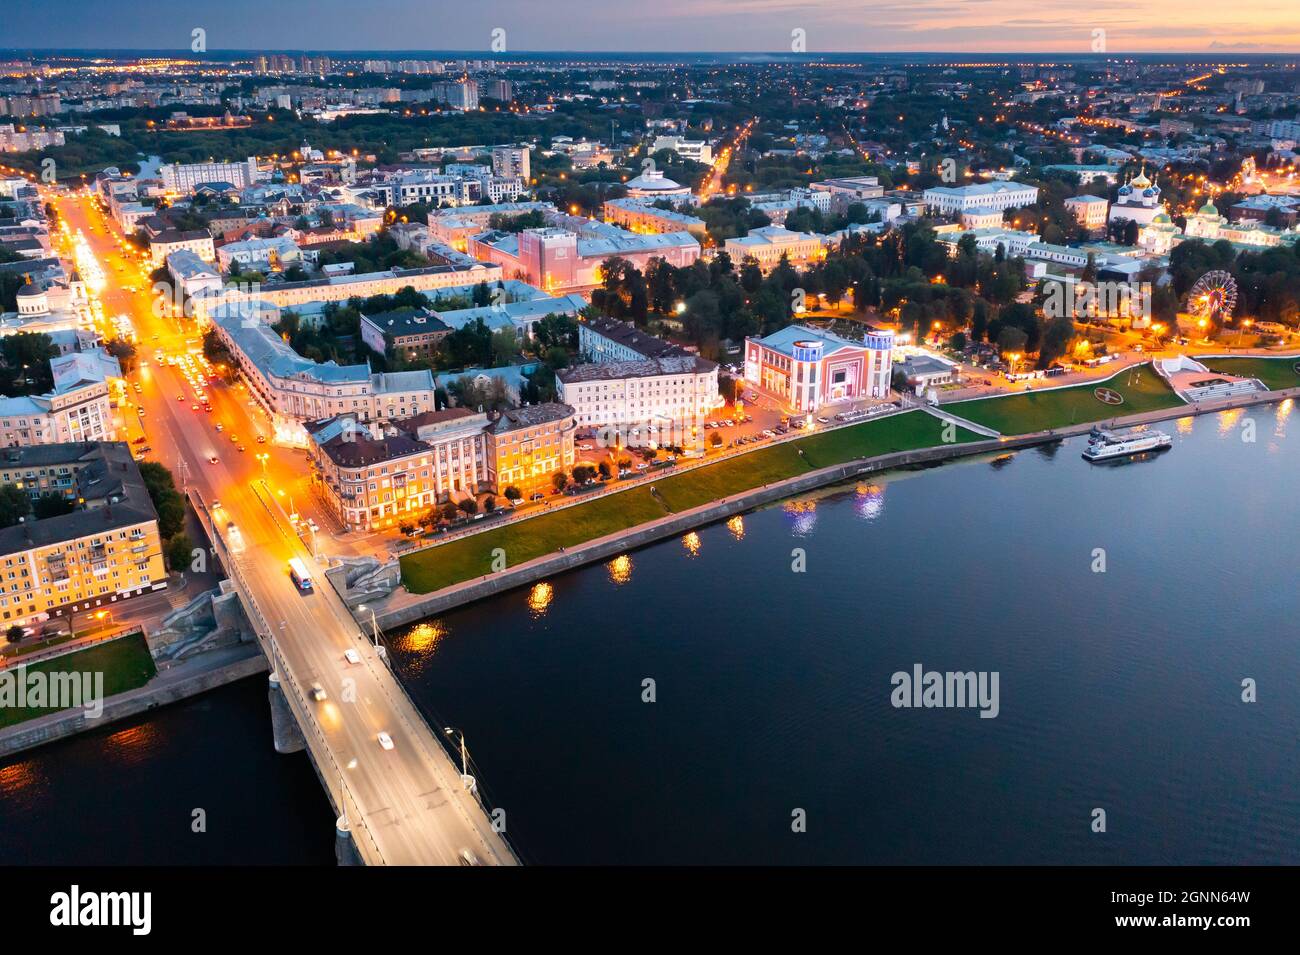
xmin=50 ymin=189 xmax=517 ymax=866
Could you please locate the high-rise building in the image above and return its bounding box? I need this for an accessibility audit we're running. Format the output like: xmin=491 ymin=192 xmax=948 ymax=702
xmin=491 ymin=145 xmax=530 ymax=182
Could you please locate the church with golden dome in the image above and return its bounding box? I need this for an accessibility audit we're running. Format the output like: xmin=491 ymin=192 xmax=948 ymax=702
xmin=1108 ymin=166 xmax=1166 ymax=227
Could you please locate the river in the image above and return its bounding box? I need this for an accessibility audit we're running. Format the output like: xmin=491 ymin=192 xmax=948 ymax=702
xmin=4 ymin=405 xmax=1298 ymax=865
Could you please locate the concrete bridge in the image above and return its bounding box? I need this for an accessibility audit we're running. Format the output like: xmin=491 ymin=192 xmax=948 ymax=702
xmin=193 ymin=488 xmax=518 ymax=867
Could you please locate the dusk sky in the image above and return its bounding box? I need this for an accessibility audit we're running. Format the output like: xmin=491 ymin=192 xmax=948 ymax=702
xmin=3 ymin=0 xmax=1299 ymax=54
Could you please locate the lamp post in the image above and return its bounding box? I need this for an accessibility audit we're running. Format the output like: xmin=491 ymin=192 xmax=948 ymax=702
xmin=443 ymin=726 xmax=476 ymax=793
xmin=355 ymin=604 xmax=387 ymax=661
xmin=256 ymin=452 xmax=269 ymax=476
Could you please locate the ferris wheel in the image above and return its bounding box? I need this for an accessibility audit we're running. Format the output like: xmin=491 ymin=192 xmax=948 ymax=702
xmin=1187 ymin=270 xmax=1238 ymax=323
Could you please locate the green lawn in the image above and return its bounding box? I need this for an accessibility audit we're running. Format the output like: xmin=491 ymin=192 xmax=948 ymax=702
xmin=401 ymin=411 xmax=987 ymax=595
xmin=1200 ymin=356 xmax=1300 ymax=392
xmin=947 ymin=364 xmax=1184 ymax=434
xmin=400 ymin=487 xmax=667 ymax=594
xmin=793 ymin=408 xmax=983 ymax=469
xmin=651 ymin=443 xmax=810 ymax=512
xmin=0 ymin=633 xmax=156 ymax=730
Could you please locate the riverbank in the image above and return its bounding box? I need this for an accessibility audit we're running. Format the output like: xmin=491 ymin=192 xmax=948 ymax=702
xmin=380 ymin=380 xmax=1300 ymax=629
xmin=0 ymin=642 xmax=267 ymax=759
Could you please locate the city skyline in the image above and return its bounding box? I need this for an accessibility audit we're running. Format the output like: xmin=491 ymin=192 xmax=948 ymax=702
xmin=3 ymin=0 xmax=1300 ymax=54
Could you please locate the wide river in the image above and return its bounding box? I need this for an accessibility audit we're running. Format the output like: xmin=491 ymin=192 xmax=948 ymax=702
xmin=4 ymin=405 xmax=1298 ymax=865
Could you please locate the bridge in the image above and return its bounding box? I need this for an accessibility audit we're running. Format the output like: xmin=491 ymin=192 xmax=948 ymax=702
xmin=194 ymin=486 xmax=518 ymax=866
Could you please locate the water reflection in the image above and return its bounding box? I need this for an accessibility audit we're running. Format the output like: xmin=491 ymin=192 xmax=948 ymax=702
xmin=1176 ymin=415 xmax=1195 ymax=435
xmin=403 ymin=621 xmax=446 ymax=654
xmin=104 ymin=722 xmax=160 ymax=767
xmin=607 ymin=554 xmax=633 ymax=585
xmin=0 ymin=759 xmax=41 ymax=797
xmin=1217 ymin=407 xmax=1244 ymax=436
xmin=726 ymin=515 xmax=745 ymax=541
xmin=681 ymin=532 xmax=701 ymax=557
xmin=782 ymin=500 xmax=817 ymax=537
xmin=1273 ymin=398 xmax=1292 ymax=446
xmin=854 ymin=483 xmax=886 ymax=522
xmin=527 ymin=582 xmax=554 ymax=617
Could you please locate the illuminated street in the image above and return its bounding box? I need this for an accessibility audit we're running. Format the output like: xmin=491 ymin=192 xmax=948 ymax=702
xmin=47 ymin=189 xmax=516 ymax=866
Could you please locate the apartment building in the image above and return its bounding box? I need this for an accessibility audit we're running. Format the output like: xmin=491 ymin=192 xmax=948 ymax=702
xmin=210 ymin=306 xmax=437 ymax=444
xmin=579 ymin=316 xmax=688 ymax=363
xmin=0 ymin=442 xmax=167 ymax=628
xmin=0 ymin=351 xmax=119 ymax=448
xmin=359 ymin=307 xmax=452 ymax=361
xmin=491 ymin=145 xmax=531 ymax=182
xmin=149 ymin=229 xmax=215 ymax=268
xmin=556 ymin=355 xmax=719 ymax=449
xmin=191 ymin=260 xmax=502 ymax=321
xmin=306 ymin=402 xmax=575 ymax=530
xmin=159 ymin=157 xmax=264 ymax=195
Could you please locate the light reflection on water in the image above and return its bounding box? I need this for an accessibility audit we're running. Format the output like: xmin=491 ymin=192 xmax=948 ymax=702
xmin=1216 ymin=407 xmax=1245 ymax=436
xmin=527 ymin=582 xmax=554 ymax=617
xmin=783 ymin=500 xmax=817 ymax=537
xmin=681 ymin=531 xmax=701 ymax=557
xmin=725 ymin=515 xmax=745 ymax=541
xmin=393 ymin=620 xmax=449 ymax=675
xmin=854 ymin=483 xmax=886 ymax=521
xmin=607 ymin=554 xmax=633 ymax=585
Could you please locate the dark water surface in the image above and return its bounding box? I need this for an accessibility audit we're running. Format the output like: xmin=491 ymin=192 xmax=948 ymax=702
xmin=4 ymin=406 xmax=1298 ymax=864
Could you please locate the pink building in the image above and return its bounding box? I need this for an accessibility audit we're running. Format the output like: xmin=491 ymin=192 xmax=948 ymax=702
xmin=468 ymin=225 xmax=699 ymax=293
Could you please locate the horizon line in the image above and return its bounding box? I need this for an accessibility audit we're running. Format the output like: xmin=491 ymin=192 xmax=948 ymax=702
xmin=4 ymin=47 xmax=1300 ymax=58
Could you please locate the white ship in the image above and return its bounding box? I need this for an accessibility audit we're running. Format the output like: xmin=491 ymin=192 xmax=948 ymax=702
xmin=1082 ymin=426 xmax=1172 ymax=462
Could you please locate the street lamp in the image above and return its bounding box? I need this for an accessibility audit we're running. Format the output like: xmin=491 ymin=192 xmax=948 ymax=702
xmin=355 ymin=604 xmax=386 ymax=660
xmin=443 ymin=726 xmax=477 ymax=793
xmin=256 ymin=452 xmax=269 ymax=476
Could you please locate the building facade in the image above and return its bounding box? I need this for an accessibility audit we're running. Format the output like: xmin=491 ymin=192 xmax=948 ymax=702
xmin=307 ymin=403 xmax=575 ymax=530
xmin=556 ymin=355 xmax=719 ymax=448
xmin=743 ymin=324 xmax=894 ymax=412
xmin=211 ymin=307 xmax=437 ymax=444
xmin=0 ymin=443 xmax=167 ymax=629
xmin=923 ymin=182 xmax=1040 ymax=216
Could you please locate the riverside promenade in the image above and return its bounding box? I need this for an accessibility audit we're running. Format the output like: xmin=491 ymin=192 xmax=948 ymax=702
xmin=373 ymin=382 xmax=1300 ymax=631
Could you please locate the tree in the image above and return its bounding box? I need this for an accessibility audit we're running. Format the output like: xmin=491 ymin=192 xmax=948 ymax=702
xmin=165 ymin=532 xmax=194 ymax=572
xmin=0 ymin=485 xmax=29 ymax=528
xmin=440 ymin=501 xmax=460 ymax=522
xmin=137 ymin=461 xmax=186 ymax=539
xmin=104 ymin=337 xmax=137 ymax=374
xmin=551 ymin=471 xmax=569 ymax=493
xmin=503 ymin=485 xmax=522 ymax=501
xmin=483 ymin=495 xmax=496 ymax=514
xmin=0 ymin=332 xmax=59 ymax=396
xmin=5 ymin=624 xmax=23 ymax=644
xmin=597 ymin=460 xmax=612 ymax=479
xmin=996 ymin=326 xmax=1029 ymax=357
xmin=457 ymin=497 xmax=478 ymax=516
xmin=33 ymin=493 xmax=74 ymax=520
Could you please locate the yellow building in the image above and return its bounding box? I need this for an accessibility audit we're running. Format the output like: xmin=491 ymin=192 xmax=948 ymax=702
xmin=0 ymin=443 xmax=167 ymax=629
xmin=485 ymin=404 xmax=577 ymax=497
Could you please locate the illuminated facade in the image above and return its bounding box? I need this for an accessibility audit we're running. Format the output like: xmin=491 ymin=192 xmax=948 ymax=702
xmin=743 ymin=324 xmax=894 ymax=412
xmin=307 ymin=403 xmax=575 ymax=529
xmin=0 ymin=442 xmax=167 ymax=628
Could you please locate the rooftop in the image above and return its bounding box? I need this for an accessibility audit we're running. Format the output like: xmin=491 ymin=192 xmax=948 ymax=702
xmin=0 ymin=442 xmax=159 ymax=557
xmin=557 ymin=355 xmax=716 ymax=384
